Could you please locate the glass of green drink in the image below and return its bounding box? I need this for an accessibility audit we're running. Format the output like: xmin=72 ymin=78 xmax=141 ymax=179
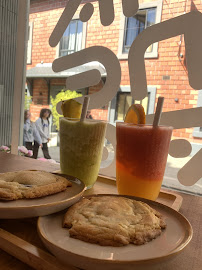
xmin=60 ymin=118 xmax=107 ymax=189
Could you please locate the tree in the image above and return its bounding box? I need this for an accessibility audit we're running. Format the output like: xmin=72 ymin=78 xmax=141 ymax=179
xmin=24 ymin=92 xmax=32 ymax=110
xmin=50 ymin=90 xmax=82 ymax=130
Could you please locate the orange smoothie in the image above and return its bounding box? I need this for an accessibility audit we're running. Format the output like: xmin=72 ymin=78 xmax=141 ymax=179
xmin=116 ymin=123 xmax=173 ymax=200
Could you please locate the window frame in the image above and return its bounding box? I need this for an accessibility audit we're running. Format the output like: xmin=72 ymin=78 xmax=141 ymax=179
xmin=27 ymin=21 xmax=33 ymax=64
xmin=117 ymin=0 xmax=163 ymax=60
xmin=56 ymin=14 xmax=87 ymax=58
xmin=11 ymin=0 xmax=29 ymax=153
xmin=193 ymin=90 xmax=202 ymax=138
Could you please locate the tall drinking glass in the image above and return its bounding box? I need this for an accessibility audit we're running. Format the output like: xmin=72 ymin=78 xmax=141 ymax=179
xmin=116 ymin=123 xmax=173 ymax=200
xmin=60 ymin=118 xmax=107 ymax=189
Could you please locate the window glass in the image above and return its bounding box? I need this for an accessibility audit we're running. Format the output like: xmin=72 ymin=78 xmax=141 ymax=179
xmin=59 ymin=20 xmax=83 ymax=57
xmin=147 ymin=8 xmax=156 ymax=27
xmin=116 ymin=93 xmax=150 ymax=121
xmin=24 ymin=0 xmax=202 ymax=195
xmin=116 ymin=93 xmax=133 ymax=121
xmin=76 ymin=20 xmax=83 ymax=51
xmin=123 ymin=8 xmax=156 ymax=53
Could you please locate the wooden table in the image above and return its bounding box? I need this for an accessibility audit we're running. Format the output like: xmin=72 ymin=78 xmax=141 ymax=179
xmin=0 ymin=152 xmax=201 ymax=270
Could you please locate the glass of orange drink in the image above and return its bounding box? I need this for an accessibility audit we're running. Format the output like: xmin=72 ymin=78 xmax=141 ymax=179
xmin=116 ymin=104 xmax=173 ymax=200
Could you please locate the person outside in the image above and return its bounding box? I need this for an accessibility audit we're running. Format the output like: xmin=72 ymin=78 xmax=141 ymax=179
xmin=23 ymin=110 xmax=42 ymax=155
xmin=33 ymin=108 xmax=52 ymax=159
xmin=86 ymin=111 xmax=93 ymax=119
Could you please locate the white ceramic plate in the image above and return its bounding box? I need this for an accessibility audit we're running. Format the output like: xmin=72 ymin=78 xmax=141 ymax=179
xmin=0 ymin=173 xmax=85 ymax=219
xmin=38 ymin=194 xmax=193 ymax=270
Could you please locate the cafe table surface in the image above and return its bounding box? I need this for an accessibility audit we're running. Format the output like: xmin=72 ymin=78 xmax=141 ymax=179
xmin=0 ymin=152 xmax=201 ymax=270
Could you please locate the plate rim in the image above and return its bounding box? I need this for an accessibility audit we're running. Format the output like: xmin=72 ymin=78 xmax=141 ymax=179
xmin=37 ymin=194 xmax=193 ymax=265
xmin=0 ymin=172 xmax=86 ymax=209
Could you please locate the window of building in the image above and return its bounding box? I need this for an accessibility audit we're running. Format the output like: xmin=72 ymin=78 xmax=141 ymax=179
xmin=116 ymin=93 xmax=133 ymax=121
xmin=59 ymin=19 xmax=83 ymax=57
xmin=118 ymin=1 xmax=163 ymax=59
xmin=50 ymin=85 xmax=66 ymax=100
xmin=108 ymin=86 xmax=156 ymax=124
xmin=123 ymin=8 xmax=156 ymax=54
xmin=116 ymin=92 xmax=150 ymax=121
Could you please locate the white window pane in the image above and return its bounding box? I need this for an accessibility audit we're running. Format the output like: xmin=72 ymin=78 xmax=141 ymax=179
xmin=60 ymin=20 xmax=83 ymax=56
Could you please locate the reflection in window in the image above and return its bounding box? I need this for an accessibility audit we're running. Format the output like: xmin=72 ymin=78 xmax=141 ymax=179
xmin=59 ymin=20 xmax=83 ymax=57
xmin=116 ymin=93 xmax=133 ymax=121
xmin=123 ymin=8 xmax=156 ymax=54
xmin=116 ymin=92 xmax=150 ymax=121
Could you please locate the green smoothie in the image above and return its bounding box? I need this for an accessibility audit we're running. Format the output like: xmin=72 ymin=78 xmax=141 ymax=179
xmin=60 ymin=118 xmax=107 ymax=188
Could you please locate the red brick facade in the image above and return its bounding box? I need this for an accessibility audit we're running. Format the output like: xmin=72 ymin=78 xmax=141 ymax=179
xmin=28 ymin=0 xmax=202 ymax=142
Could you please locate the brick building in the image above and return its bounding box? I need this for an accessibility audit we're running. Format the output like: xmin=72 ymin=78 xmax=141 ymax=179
xmin=27 ymin=0 xmax=202 ymax=146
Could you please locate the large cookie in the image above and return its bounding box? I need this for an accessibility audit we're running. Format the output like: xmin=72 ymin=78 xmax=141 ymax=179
xmin=0 ymin=170 xmax=72 ymax=200
xmin=63 ymin=196 xmax=166 ymax=246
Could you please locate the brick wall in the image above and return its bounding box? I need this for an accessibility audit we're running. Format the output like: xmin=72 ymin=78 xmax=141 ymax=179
xmin=30 ymin=104 xmax=50 ymax=122
xmin=28 ymin=0 xmax=202 ymax=141
xmin=32 ymin=79 xmax=49 ymax=105
xmin=30 ymin=78 xmax=49 ymax=121
xmin=29 ymin=78 xmax=66 ymax=121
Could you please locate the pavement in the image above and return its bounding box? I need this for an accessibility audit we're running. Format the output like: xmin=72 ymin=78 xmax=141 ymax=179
xmin=38 ymin=145 xmax=202 ymax=196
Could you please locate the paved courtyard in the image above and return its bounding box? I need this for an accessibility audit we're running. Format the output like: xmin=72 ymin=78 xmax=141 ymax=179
xmin=38 ymin=146 xmax=202 ymax=196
